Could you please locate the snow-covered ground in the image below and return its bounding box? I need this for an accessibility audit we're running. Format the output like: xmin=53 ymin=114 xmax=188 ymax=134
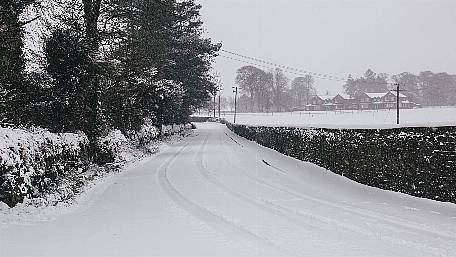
xmin=221 ymin=107 xmax=456 ymax=128
xmin=1 ymin=122 xmax=455 ymax=256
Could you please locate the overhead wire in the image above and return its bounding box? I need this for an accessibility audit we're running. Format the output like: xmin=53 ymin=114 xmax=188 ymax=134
xmin=218 ymin=54 xmax=330 ymax=79
xmin=219 ymin=49 xmax=423 ymax=94
xmin=220 ymin=49 xmax=347 ymax=82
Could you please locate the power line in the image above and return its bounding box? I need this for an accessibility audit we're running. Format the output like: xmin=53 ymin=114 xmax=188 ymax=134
xmin=219 ymin=49 xmax=429 ymax=94
xmin=219 ymin=54 xmax=326 ymax=79
xmin=220 ymin=49 xmax=347 ymax=82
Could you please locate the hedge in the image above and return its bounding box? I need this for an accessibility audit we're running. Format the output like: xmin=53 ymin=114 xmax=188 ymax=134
xmin=0 ymin=123 xmax=194 ymax=207
xmin=0 ymin=128 xmax=89 ymax=207
xmin=227 ymin=123 xmax=456 ymax=204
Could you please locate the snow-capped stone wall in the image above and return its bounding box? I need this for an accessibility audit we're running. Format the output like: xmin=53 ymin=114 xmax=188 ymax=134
xmin=227 ymin=123 xmax=456 ymax=204
xmin=0 ymin=127 xmax=89 ymax=207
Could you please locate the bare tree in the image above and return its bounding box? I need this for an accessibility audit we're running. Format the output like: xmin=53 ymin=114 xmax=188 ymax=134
xmin=291 ymin=75 xmax=316 ymax=107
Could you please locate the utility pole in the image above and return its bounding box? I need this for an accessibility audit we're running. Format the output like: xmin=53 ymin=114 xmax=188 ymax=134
xmin=396 ymin=83 xmax=400 ymax=125
xmin=218 ymin=94 xmax=221 ymax=118
xmin=213 ymin=89 xmax=216 ymax=118
xmin=213 ymin=71 xmax=221 ymax=119
xmin=233 ymin=86 xmax=238 ymax=124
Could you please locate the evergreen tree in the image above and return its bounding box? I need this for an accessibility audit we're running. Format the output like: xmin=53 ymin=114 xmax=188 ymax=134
xmin=44 ymin=28 xmax=91 ymax=133
xmin=2 ymin=0 xmax=220 ymax=141
xmin=0 ymin=0 xmax=35 ymax=124
xmin=170 ymin=0 xmax=221 ymax=123
xmin=103 ymin=0 xmax=219 ymax=131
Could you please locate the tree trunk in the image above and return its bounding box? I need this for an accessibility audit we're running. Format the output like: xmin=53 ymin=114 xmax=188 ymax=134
xmin=82 ymin=0 xmax=102 ymax=162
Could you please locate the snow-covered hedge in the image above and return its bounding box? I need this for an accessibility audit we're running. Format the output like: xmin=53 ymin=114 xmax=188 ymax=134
xmin=136 ymin=122 xmax=160 ymax=145
xmin=227 ymin=123 xmax=456 ymax=204
xmin=99 ymin=130 xmax=129 ymax=163
xmin=123 ymin=120 xmax=161 ymax=147
xmin=0 ymin=122 xmax=194 ymax=207
xmin=0 ymin=127 xmax=89 ymax=207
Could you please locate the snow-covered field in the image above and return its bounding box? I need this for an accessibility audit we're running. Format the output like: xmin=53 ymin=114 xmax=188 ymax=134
xmin=1 ymin=123 xmax=455 ymax=256
xmin=221 ymin=107 xmax=456 ymax=128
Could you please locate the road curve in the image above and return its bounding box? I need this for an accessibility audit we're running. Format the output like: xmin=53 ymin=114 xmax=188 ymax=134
xmin=1 ymin=122 xmax=456 ymax=257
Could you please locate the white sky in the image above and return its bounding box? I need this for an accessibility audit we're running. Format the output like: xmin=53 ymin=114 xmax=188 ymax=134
xmin=196 ymin=0 xmax=456 ymax=96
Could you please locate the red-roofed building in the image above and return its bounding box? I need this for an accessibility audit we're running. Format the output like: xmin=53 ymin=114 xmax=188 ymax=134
xmin=302 ymin=91 xmax=416 ymax=111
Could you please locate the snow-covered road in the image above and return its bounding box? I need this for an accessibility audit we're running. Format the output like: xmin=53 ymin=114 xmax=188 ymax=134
xmin=1 ymin=123 xmax=456 ymax=257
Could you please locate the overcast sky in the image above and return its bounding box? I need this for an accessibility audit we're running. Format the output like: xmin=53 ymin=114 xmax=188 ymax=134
xmin=196 ymin=0 xmax=456 ymax=96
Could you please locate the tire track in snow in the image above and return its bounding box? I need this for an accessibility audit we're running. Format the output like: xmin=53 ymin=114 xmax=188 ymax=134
xmin=218 ymin=129 xmax=455 ymax=254
xmin=223 ymin=129 xmax=456 ymax=240
xmin=156 ymin=134 xmax=291 ymax=257
xmin=214 ymin=133 xmax=442 ymax=253
xmin=196 ymin=132 xmax=406 ymax=254
xmin=197 ymin=133 xmax=339 ymax=233
xmin=224 ymin=132 xmax=243 ymax=148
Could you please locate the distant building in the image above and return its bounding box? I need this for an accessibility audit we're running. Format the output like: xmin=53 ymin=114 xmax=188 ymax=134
xmin=301 ymin=91 xmax=416 ymax=111
xmin=333 ymin=94 xmax=355 ymax=110
xmin=308 ymin=95 xmax=336 ymax=111
xmin=358 ymin=91 xmax=413 ymax=110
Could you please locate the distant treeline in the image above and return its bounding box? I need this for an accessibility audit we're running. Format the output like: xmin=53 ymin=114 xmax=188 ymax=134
xmin=231 ymin=66 xmax=456 ymax=113
xmin=0 ymin=0 xmax=220 ymax=161
xmin=345 ymin=69 xmax=456 ymax=106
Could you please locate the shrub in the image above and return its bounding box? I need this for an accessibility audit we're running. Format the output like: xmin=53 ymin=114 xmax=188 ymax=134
xmin=0 ymin=127 xmax=89 ymax=207
xmin=99 ymin=130 xmax=129 ymax=163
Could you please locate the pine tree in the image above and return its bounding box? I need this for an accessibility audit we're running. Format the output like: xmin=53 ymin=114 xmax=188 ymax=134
xmin=104 ymin=0 xmax=220 ymax=130
xmin=170 ymin=0 xmax=221 ymax=123
xmin=44 ymin=28 xmax=91 ymax=133
xmin=0 ymin=0 xmax=35 ymax=124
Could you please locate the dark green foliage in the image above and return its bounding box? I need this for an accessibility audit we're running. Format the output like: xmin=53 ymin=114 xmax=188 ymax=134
xmin=21 ymin=72 xmax=55 ymax=127
xmin=0 ymin=0 xmax=218 ymax=207
xmin=0 ymin=0 xmax=34 ymax=124
xmin=0 ymin=133 xmax=89 ymax=207
xmin=104 ymin=0 xmax=220 ymax=131
xmin=44 ymin=28 xmax=91 ymax=133
xmin=1 ymin=0 xmax=219 ymax=157
xmin=228 ymin=123 xmax=456 ymax=204
xmin=42 ymin=26 xmax=114 ymax=164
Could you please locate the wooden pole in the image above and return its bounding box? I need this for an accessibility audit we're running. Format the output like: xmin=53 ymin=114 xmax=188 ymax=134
xmin=213 ymin=90 xmax=216 ymax=118
xmin=234 ymin=87 xmax=238 ymax=124
xmin=218 ymin=95 xmax=221 ymax=118
xmin=396 ymin=83 xmax=400 ymax=125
